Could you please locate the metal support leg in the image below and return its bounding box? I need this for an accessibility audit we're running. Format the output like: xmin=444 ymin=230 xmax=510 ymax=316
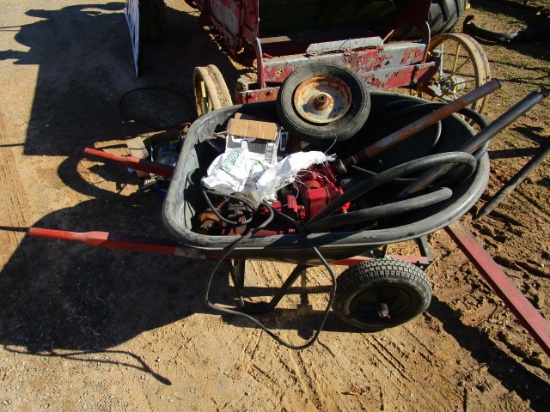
xmin=445 ymin=221 xmax=550 ymax=357
xmin=476 ymin=139 xmax=550 ymax=219
xmin=416 ymin=235 xmax=434 ymax=269
xmin=229 ymin=260 xmax=246 ymax=308
xmin=243 ymin=264 xmax=310 ymax=315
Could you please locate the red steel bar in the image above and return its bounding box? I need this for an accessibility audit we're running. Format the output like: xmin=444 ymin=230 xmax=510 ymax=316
xmin=84 ymin=147 xmax=175 ymax=178
xmin=28 ymin=227 xmax=203 ymax=258
xmin=445 ymin=221 xmax=550 ymax=357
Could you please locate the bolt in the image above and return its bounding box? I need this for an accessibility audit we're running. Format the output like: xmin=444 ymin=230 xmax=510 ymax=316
xmin=378 ymin=302 xmax=390 ymax=319
xmin=313 ymin=93 xmax=329 ymax=110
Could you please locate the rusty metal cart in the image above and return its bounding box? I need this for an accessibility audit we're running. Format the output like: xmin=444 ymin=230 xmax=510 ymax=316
xmin=185 ymin=0 xmax=491 ymax=116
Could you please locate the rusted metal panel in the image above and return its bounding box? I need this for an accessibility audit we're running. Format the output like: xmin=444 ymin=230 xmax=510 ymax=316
xmin=260 ymin=42 xmax=429 ymax=86
xmin=236 ymin=62 xmax=437 ymax=103
xmin=234 ymin=86 xmax=279 ymax=104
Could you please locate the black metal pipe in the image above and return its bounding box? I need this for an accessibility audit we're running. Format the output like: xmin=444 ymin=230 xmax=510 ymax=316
xmin=396 ymin=88 xmax=549 ymax=200
xmin=334 ymin=79 xmax=502 ymax=175
xmin=476 ymin=139 xmax=550 ymax=219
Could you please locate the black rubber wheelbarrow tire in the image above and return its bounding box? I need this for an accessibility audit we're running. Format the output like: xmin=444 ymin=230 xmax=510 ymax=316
xmin=276 ymin=63 xmax=371 ymax=143
xmin=333 ymin=257 xmax=432 ymax=331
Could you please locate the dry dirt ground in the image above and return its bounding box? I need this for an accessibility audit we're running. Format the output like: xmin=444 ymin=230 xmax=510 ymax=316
xmin=0 ymin=0 xmax=549 ymax=411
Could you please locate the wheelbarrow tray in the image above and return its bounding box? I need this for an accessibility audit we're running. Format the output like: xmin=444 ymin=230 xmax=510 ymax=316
xmin=162 ymin=93 xmax=490 ymax=265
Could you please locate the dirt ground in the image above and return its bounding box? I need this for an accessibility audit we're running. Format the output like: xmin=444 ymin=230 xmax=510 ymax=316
xmin=0 ymin=0 xmax=549 ymax=411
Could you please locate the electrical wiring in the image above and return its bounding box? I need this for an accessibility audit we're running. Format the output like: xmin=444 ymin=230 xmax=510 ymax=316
xmin=203 ymin=199 xmax=337 ymax=350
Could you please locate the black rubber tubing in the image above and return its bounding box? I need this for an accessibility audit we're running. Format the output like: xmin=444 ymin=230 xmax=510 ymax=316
xmin=304 ymin=152 xmax=477 ymax=230
xmin=306 ymin=186 xmax=453 ymax=233
xmin=370 ymin=102 xmax=490 ymax=160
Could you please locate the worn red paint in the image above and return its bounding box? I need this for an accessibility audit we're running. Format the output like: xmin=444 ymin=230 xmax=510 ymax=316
xmin=234 ymin=86 xmax=279 ymax=104
xmin=446 ymin=221 xmax=550 ymax=357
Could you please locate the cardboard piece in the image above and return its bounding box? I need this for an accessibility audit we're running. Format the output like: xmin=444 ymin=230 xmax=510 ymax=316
xmin=227 ymin=118 xmax=279 ymax=141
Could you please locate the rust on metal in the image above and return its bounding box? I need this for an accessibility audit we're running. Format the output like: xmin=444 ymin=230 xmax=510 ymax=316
xmin=293 ymin=75 xmax=351 ymax=124
xmin=445 ymin=221 xmax=550 ymax=357
xmin=234 ymin=86 xmax=279 ymax=104
xmin=335 ymin=79 xmax=502 ymax=175
xmin=260 ymin=43 xmax=429 ymax=86
xmin=313 ymin=94 xmax=329 ymax=109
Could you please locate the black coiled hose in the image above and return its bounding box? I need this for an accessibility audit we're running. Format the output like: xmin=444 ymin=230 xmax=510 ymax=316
xmin=304 ymin=152 xmax=477 ymax=231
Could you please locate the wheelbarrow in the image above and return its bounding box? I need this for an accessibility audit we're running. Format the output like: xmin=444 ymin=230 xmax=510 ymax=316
xmin=29 ymin=85 xmax=496 ymax=338
xmin=29 ymin=74 xmax=549 ymax=349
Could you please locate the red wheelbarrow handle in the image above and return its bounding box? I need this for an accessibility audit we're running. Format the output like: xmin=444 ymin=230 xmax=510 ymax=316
xmin=84 ymin=147 xmax=175 ymax=178
xmin=28 ymin=227 xmax=203 ymax=258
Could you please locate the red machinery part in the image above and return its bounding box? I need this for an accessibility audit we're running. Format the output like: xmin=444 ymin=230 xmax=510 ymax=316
xmin=445 ymin=221 xmax=550 ymax=357
xmin=298 ymin=164 xmax=350 ymax=221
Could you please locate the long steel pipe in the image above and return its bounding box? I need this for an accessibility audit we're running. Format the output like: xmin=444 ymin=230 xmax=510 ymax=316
xmin=334 ymin=79 xmax=502 ymax=175
xmin=397 ymin=88 xmax=548 ymax=199
xmin=84 ymin=147 xmax=175 ymax=178
xmin=476 ymin=139 xmax=550 ymax=219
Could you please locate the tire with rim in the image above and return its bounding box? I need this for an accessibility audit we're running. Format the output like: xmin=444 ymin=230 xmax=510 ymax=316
xmin=333 ymin=257 xmax=432 ymax=331
xmin=429 ymin=0 xmax=467 ymax=36
xmin=193 ymin=64 xmax=233 ymax=117
xmin=425 ymin=32 xmax=491 ymax=114
xmin=276 ymin=63 xmax=371 ymax=143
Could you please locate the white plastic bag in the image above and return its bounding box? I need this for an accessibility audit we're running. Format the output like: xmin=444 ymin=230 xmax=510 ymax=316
xmin=249 ymin=151 xmax=335 ymax=205
xmin=201 ymin=147 xmax=270 ymax=197
xmin=202 ymin=147 xmax=335 ymax=206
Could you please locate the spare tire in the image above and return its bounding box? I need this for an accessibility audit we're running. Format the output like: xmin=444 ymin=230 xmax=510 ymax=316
xmin=276 ymin=63 xmax=371 ymax=143
xmin=429 ymin=0 xmax=467 ymax=35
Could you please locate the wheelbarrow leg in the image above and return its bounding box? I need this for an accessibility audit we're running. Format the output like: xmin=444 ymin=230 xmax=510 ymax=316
xmin=243 ymin=264 xmax=310 ymax=315
xmin=228 ymin=259 xmax=246 ymax=308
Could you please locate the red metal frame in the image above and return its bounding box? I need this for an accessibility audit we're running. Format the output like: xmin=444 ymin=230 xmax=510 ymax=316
xmin=187 ymin=0 xmax=437 ymax=103
xmin=29 ymin=222 xmax=550 ymax=357
xmin=445 ymin=222 xmax=550 ymax=357
xmin=84 ymin=147 xmax=175 ymax=178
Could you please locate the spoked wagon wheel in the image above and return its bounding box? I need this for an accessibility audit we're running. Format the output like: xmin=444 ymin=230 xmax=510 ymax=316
xmin=333 ymin=257 xmax=432 ymax=331
xmin=419 ymin=33 xmax=491 ymax=114
xmin=193 ymin=64 xmax=233 ymax=117
xmin=276 ymin=63 xmax=371 ymax=143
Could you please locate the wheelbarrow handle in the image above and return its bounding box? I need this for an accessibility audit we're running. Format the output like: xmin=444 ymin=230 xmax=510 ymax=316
xmin=84 ymin=147 xmax=175 ymax=178
xmin=28 ymin=227 xmax=201 ymax=257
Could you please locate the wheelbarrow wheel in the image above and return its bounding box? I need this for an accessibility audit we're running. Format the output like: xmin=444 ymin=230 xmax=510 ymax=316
xmin=333 ymin=257 xmax=432 ymax=331
xmin=193 ymin=64 xmax=233 ymax=117
xmin=276 ymin=63 xmax=370 ymax=143
xmin=418 ymin=33 xmax=491 ymax=114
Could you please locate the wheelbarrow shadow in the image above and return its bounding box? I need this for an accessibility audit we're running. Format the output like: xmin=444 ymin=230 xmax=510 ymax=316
xmin=0 ymin=195 xmax=221 ymax=384
xmin=0 ymin=196 xmax=356 ymax=352
xmin=0 ymin=196 xmax=355 ymax=383
xmin=1 ymin=197 xmax=549 ymax=401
